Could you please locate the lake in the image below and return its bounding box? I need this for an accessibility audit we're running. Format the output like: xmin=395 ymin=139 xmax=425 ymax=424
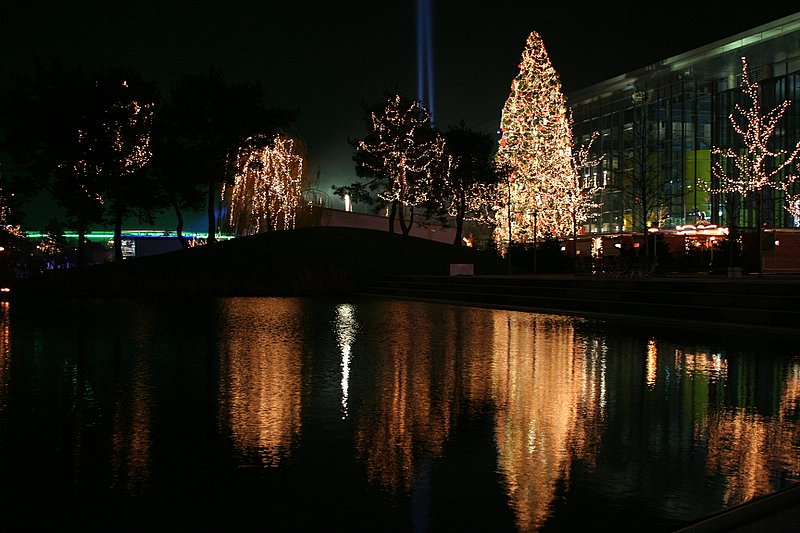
xmin=0 ymin=297 xmax=798 ymax=531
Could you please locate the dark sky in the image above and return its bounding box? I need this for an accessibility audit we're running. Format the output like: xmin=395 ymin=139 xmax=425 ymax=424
xmin=2 ymin=1 xmax=799 ymax=208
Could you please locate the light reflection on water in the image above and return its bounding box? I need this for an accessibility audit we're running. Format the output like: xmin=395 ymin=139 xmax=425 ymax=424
xmin=216 ymin=298 xmax=303 ymax=467
xmin=0 ymin=297 xmax=798 ymax=531
xmin=334 ymin=303 xmax=357 ymax=420
xmin=490 ymin=313 xmax=607 ymax=531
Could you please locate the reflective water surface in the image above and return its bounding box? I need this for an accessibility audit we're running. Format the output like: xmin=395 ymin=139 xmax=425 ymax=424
xmin=0 ymin=297 xmax=798 ymax=531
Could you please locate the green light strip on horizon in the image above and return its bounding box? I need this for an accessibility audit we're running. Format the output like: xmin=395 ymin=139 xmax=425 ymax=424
xmin=25 ymin=231 xmax=234 ymax=240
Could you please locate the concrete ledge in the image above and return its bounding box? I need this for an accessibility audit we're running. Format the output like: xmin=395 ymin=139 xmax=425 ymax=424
xmin=449 ymin=263 xmax=474 ymax=276
xmin=674 ymin=484 xmax=800 ymax=532
xmin=362 ymin=274 xmax=800 ymax=339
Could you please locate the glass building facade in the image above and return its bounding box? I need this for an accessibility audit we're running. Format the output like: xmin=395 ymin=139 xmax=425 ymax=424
xmin=569 ymin=12 xmax=800 ymax=235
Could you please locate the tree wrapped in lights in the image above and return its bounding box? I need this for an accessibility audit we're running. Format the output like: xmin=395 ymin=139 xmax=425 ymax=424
xmin=712 ymin=57 xmax=800 ymax=275
xmin=557 ymin=127 xmax=604 ymax=261
xmin=495 ymin=31 xmax=574 ymax=246
xmin=441 ymin=122 xmax=500 ymax=246
xmin=0 ymin=171 xmax=24 ymax=244
xmin=159 ymin=73 xmax=295 ymax=244
xmin=350 ymin=94 xmax=444 ymax=237
xmin=787 ymin=194 xmax=800 ymax=220
xmin=76 ymin=70 xmax=156 ymax=261
xmin=223 ymin=134 xmax=304 ymax=235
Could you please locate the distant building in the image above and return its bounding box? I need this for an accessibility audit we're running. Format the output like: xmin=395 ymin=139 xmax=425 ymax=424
xmin=569 ymin=11 xmax=800 ymax=234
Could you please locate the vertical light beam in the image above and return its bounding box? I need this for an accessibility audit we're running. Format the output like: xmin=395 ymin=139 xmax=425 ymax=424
xmin=416 ymin=0 xmax=435 ymax=123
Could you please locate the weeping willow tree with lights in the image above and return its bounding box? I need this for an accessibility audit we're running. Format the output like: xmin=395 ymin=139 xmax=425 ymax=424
xmin=222 ymin=134 xmax=305 ymax=236
xmin=495 ymin=31 xmax=574 ymax=247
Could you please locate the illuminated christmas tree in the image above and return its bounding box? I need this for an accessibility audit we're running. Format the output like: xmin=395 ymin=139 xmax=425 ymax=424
xmin=495 ymin=31 xmax=574 ymax=245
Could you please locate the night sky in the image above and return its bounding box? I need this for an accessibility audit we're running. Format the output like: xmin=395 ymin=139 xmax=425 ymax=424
xmin=2 ymin=1 xmax=799 ymax=222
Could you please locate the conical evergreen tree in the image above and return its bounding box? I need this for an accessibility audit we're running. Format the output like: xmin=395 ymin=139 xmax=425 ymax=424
xmin=495 ymin=32 xmax=573 ymax=245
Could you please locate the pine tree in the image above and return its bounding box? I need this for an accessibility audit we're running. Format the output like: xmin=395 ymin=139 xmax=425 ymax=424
xmin=495 ymin=32 xmax=573 ymax=246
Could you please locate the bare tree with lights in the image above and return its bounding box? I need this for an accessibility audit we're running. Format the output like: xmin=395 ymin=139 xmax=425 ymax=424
xmin=712 ymin=57 xmax=800 ymax=276
xmin=349 ymin=94 xmax=444 ymax=237
xmin=223 ymin=134 xmax=305 ymax=236
xmin=557 ymin=127 xmax=604 ymax=265
xmin=495 ymin=31 xmax=574 ymax=247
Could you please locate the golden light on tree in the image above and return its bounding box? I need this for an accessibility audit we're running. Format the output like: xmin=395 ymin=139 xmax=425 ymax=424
xmin=495 ymin=31 xmax=575 ymax=245
xmin=223 ymin=134 xmax=304 ymax=236
xmin=712 ymin=57 xmax=800 ymax=274
xmin=712 ymin=57 xmax=800 ymax=197
xmin=354 ymin=94 xmax=444 ymax=236
xmin=558 ymin=127 xmax=604 ymax=252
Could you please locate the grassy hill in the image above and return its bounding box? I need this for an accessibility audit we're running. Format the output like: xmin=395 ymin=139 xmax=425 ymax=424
xmin=17 ymin=227 xmax=507 ymax=297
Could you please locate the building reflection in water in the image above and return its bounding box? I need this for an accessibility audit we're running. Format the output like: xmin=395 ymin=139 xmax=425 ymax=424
xmin=216 ymin=298 xmax=303 ymax=467
xmin=334 ymin=304 xmax=358 ymax=419
xmin=491 ymin=313 xmax=607 ymax=532
xmin=645 ymin=340 xmax=800 ymax=509
xmin=696 ymin=357 xmax=800 ymax=506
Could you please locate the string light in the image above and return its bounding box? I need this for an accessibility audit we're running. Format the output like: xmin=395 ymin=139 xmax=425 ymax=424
xmin=712 ymin=57 xmax=800 ymax=204
xmin=0 ymin=172 xmax=23 ymax=241
xmin=558 ymin=127 xmax=605 ymax=236
xmin=223 ymin=134 xmax=304 ymax=235
xmin=356 ymin=95 xmax=443 ymax=227
xmin=494 ymin=32 xmax=586 ymax=245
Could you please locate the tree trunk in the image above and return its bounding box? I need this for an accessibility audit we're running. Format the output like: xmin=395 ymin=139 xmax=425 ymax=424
xmin=453 ymin=193 xmax=465 ymax=246
xmin=642 ymin=201 xmax=650 ymax=258
xmin=113 ymin=212 xmax=123 ymax=262
xmin=756 ymin=190 xmax=764 ymax=277
xmin=77 ymin=226 xmax=87 ymax=268
xmin=728 ymin=193 xmax=739 ymax=267
xmin=388 ymin=201 xmax=397 ymax=234
xmin=398 ymin=202 xmax=411 ymax=237
xmin=207 ymin=180 xmax=217 ymax=244
xmin=572 ymin=213 xmax=578 ymax=272
xmin=172 ymin=194 xmax=189 ymax=249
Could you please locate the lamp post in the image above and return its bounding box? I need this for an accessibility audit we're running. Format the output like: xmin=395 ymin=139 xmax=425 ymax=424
xmin=507 ymin=172 xmax=512 ymax=274
xmin=533 ymin=208 xmax=538 ymax=275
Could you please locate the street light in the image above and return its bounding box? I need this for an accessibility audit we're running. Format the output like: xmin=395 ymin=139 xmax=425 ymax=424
xmin=507 ymin=172 xmax=512 ymax=274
